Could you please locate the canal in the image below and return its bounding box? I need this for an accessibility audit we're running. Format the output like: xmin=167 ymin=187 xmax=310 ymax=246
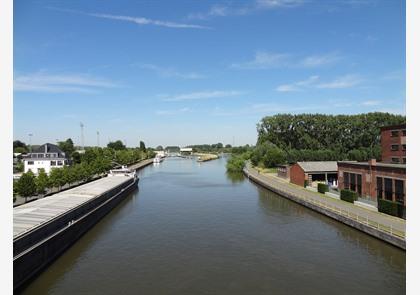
xmin=21 ymin=157 xmax=405 ymax=294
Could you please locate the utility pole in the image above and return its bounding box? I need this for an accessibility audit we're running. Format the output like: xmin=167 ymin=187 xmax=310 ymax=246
xmin=97 ymin=131 xmax=100 ymax=147
xmin=80 ymin=122 xmax=84 ymax=151
xmin=28 ymin=133 xmax=33 ymax=152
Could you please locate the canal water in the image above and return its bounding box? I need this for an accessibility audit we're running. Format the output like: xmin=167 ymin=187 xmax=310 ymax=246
xmin=21 ymin=157 xmax=405 ymax=295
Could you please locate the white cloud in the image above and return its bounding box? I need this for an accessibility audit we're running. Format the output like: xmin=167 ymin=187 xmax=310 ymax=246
xmin=14 ymin=72 xmax=118 ymax=93
xmin=232 ymin=51 xmax=340 ymax=70
xmin=231 ymin=51 xmax=291 ymax=69
xmin=155 ymin=107 xmax=191 ymax=115
xmin=316 ymin=75 xmax=362 ymax=89
xmin=299 ymin=53 xmax=341 ymax=67
xmin=162 ymin=90 xmax=244 ymax=101
xmin=89 ymin=12 xmax=210 ymax=29
xmin=361 ymin=100 xmax=381 ymax=106
xmin=189 ymin=0 xmax=305 ymax=19
xmin=139 ymin=64 xmax=205 ymax=79
xmin=276 ymin=75 xmax=319 ymax=92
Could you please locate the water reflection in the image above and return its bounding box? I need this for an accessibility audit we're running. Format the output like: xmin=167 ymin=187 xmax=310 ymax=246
xmin=225 ymin=171 xmax=245 ymax=184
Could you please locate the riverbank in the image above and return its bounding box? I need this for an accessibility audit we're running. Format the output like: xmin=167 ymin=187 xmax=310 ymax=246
xmin=243 ymin=164 xmax=406 ymax=250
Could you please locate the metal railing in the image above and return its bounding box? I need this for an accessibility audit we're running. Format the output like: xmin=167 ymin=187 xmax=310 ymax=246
xmin=244 ymin=167 xmax=405 ymax=240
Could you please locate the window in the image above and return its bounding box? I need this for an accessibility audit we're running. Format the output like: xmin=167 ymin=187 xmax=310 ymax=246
xmin=343 ymin=172 xmax=349 ymax=189
xmin=391 ymin=144 xmax=399 ymax=151
xmin=391 ymin=130 xmax=399 ymax=137
xmin=356 ymin=174 xmax=362 ymax=195
xmin=402 ymin=129 xmax=406 ymax=136
xmin=403 ymin=157 xmax=406 ymax=164
xmin=27 ymin=161 xmax=34 ymax=165
xmin=51 ymin=161 xmax=56 ymax=166
xmin=391 ymin=157 xmax=400 ymax=163
xmin=384 ymin=178 xmax=393 ymax=200
xmin=376 ymin=177 xmax=383 ymax=199
xmin=402 ymin=144 xmax=406 ymax=151
xmin=46 ymin=153 xmax=51 ymax=158
xmin=57 ymin=161 xmax=63 ymax=166
xmin=395 ymin=180 xmax=404 ymax=204
xmin=350 ymin=173 xmax=356 ymax=192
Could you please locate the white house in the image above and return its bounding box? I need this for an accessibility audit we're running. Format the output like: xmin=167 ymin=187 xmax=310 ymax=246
xmin=24 ymin=143 xmax=68 ymax=175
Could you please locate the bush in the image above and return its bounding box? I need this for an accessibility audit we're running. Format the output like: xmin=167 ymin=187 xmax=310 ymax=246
xmin=378 ymin=199 xmax=403 ymax=217
xmin=226 ymin=156 xmax=246 ymax=173
xmin=340 ymin=189 xmax=358 ymax=203
xmin=317 ymin=183 xmax=329 ymax=194
xmin=304 ymin=180 xmax=308 ymax=188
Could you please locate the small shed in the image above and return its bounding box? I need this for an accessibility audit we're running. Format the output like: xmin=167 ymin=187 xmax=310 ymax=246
xmin=290 ymin=161 xmax=338 ymax=187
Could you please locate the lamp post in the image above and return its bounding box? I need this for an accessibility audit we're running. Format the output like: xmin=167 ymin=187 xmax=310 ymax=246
xmin=28 ymin=133 xmax=33 ymax=153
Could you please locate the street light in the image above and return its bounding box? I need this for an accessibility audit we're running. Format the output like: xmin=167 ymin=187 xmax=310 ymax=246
xmin=28 ymin=133 xmax=33 ymax=153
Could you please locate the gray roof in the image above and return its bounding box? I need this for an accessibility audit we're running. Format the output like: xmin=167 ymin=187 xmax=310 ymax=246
xmin=297 ymin=161 xmax=337 ymax=172
xmin=31 ymin=143 xmax=65 ymax=157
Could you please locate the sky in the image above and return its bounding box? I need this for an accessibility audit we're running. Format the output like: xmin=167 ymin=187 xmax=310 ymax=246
xmin=13 ymin=0 xmax=406 ymax=148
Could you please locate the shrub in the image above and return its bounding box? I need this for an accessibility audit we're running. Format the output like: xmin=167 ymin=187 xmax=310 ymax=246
xmin=378 ymin=199 xmax=403 ymax=217
xmin=304 ymin=180 xmax=308 ymax=188
xmin=317 ymin=183 xmax=329 ymax=194
xmin=340 ymin=189 xmax=358 ymax=203
xmin=226 ymin=156 xmax=246 ymax=173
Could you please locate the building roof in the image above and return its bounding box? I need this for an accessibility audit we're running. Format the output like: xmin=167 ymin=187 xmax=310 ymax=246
xmin=296 ymin=161 xmax=337 ymax=173
xmin=32 ymin=143 xmax=64 ymax=155
xmin=380 ymin=123 xmax=406 ymax=131
xmin=338 ymin=161 xmax=406 ymax=169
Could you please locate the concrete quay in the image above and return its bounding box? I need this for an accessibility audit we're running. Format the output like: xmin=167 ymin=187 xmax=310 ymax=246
xmin=243 ymin=165 xmax=405 ymax=250
xmin=128 ymin=158 xmax=154 ymax=170
xmin=13 ymin=173 xmax=139 ymax=291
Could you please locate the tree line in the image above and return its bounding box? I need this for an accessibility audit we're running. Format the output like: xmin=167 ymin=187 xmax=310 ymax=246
xmin=13 ymin=140 xmax=156 ymax=200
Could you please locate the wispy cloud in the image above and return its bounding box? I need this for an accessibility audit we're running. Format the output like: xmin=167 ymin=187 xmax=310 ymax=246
xmin=276 ymin=74 xmax=362 ymax=92
xmin=211 ymin=102 xmax=327 ymax=116
xmin=188 ymin=0 xmax=305 ymax=20
xmin=316 ymin=74 xmax=362 ymax=89
xmin=298 ymin=52 xmax=341 ymax=67
xmin=231 ymin=51 xmax=291 ymax=69
xmin=139 ymin=64 xmax=205 ymax=79
xmin=48 ymin=7 xmax=209 ymax=29
xmin=231 ymin=51 xmax=341 ymax=69
xmin=361 ymin=100 xmax=381 ymax=106
xmin=14 ymin=72 xmax=118 ymax=93
xmin=276 ymin=75 xmax=319 ymax=92
xmin=161 ymin=90 xmax=244 ymax=102
xmin=155 ymin=107 xmax=192 ymax=115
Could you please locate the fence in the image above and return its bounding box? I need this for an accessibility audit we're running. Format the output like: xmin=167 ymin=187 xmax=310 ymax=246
xmin=244 ymin=166 xmax=405 ymax=240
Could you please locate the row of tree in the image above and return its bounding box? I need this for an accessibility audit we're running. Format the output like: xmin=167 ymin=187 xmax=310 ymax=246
xmin=14 ymin=142 xmax=156 ymax=199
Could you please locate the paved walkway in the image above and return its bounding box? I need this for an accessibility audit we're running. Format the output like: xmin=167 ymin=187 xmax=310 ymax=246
xmin=245 ymin=164 xmax=405 ymax=237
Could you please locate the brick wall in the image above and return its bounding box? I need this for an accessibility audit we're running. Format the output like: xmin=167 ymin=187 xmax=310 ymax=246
xmin=290 ymin=164 xmax=306 ymax=186
xmin=381 ymin=126 xmax=406 ymax=163
xmin=338 ymin=162 xmax=406 ymax=204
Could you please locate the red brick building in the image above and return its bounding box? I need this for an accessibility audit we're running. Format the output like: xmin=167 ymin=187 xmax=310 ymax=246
xmin=290 ymin=161 xmax=338 ymax=187
xmin=380 ymin=124 xmax=406 ymax=164
xmin=337 ymin=123 xmax=406 ymax=218
xmin=337 ymin=159 xmax=405 ymax=205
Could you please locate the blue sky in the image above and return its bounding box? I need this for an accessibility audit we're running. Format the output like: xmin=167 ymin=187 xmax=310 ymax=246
xmin=14 ymin=0 xmax=406 ymax=147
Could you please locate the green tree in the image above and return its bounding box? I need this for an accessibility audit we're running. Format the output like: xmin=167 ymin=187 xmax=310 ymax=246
xmin=107 ymin=140 xmax=126 ymax=150
xmin=49 ymin=168 xmax=65 ymax=190
xmin=226 ymin=156 xmax=246 ymax=173
xmin=139 ymin=141 xmax=146 ymax=152
xmin=35 ymin=168 xmax=49 ymax=195
xmin=13 ymin=140 xmax=28 ymax=153
xmin=16 ymin=171 xmax=36 ymax=199
xmin=58 ymin=138 xmax=75 ymax=158
xmin=71 ymin=151 xmax=82 ymax=164
xmin=155 ymin=145 xmax=163 ymax=151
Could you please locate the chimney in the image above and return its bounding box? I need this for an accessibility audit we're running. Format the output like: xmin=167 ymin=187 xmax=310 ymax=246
xmin=368 ymin=159 xmax=376 ymax=166
xmin=45 ymin=144 xmax=48 ymax=153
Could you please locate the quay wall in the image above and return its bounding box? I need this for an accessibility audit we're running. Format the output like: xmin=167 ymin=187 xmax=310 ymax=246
xmin=243 ymin=168 xmax=405 ymax=250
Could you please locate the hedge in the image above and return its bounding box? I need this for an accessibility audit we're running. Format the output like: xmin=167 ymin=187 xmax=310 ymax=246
xmin=317 ymin=183 xmax=329 ymax=194
xmin=340 ymin=189 xmax=358 ymax=203
xmin=378 ymin=199 xmax=404 ymax=217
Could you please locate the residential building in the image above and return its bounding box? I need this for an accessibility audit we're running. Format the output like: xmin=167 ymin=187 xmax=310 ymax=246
xmin=23 ymin=143 xmax=67 ymax=175
xmin=290 ymin=161 xmax=338 ymax=187
xmin=380 ymin=123 xmax=406 ymax=164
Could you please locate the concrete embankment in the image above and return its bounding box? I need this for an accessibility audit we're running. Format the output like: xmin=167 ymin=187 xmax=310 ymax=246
xmin=13 ymin=160 xmax=153 ymax=291
xmin=243 ymin=167 xmax=405 ymax=250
